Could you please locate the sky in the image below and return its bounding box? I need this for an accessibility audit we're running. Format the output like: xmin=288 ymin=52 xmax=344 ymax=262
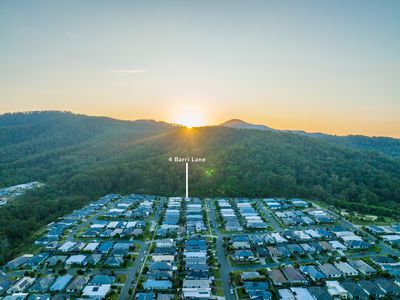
xmin=0 ymin=1 xmax=399 ymax=137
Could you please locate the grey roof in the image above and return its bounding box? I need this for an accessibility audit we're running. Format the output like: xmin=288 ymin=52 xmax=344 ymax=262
xmin=341 ymin=281 xmax=369 ymax=300
xmin=319 ymin=263 xmax=341 ymax=277
xmin=29 ymin=275 xmax=55 ymax=292
xmin=268 ymin=269 xmax=288 ymax=286
xmin=283 ymin=267 xmax=308 ymax=284
xmin=66 ymin=275 xmax=87 ymax=292
xmin=157 ymin=294 xmax=174 ymax=300
xmin=308 ymin=286 xmax=333 ymax=300
xmin=358 ymin=280 xmax=386 ymax=297
xmin=334 ymin=262 xmax=359 ymax=275
xmin=349 ymin=260 xmax=377 ymax=275
xmin=374 ymin=278 xmax=400 ymax=296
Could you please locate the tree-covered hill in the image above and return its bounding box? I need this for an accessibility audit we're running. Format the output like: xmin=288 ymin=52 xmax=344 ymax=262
xmin=63 ymin=126 xmax=400 ymax=213
xmin=314 ymin=134 xmax=400 ymax=159
xmin=0 ymin=111 xmax=175 ymax=185
xmin=0 ymin=111 xmax=400 ymax=262
xmin=220 ymin=118 xmax=400 ymax=158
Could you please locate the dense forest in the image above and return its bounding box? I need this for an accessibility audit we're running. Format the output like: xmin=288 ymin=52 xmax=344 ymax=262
xmin=0 ymin=111 xmax=400 ymax=263
xmin=310 ymin=133 xmax=400 ymax=159
xmin=221 ymin=118 xmax=400 ymax=158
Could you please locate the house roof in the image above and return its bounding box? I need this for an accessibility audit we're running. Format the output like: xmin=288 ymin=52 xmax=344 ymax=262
xmin=300 ymin=266 xmax=326 ymax=280
xmin=307 ymin=286 xmax=332 ymax=300
xmin=49 ymin=274 xmax=73 ymax=291
xmin=358 ymin=280 xmax=385 ymax=297
xmin=334 ymin=262 xmax=359 ymax=275
xmin=104 ymin=256 xmax=124 ymax=266
xmin=157 ymin=294 xmax=174 ymax=300
xmin=82 ymin=284 xmax=111 ymax=297
xmin=374 ymin=278 xmax=400 ymax=295
xmin=147 ymin=270 xmax=173 ymax=280
xmin=290 ymin=287 xmax=314 ymax=300
xmin=268 ymin=269 xmax=289 ymax=285
xmin=243 ymin=281 xmax=269 ymax=291
xmin=150 ymin=262 xmax=172 ymax=271
xmin=143 ymin=279 xmax=172 ymax=290
xmin=90 ymin=275 xmax=115 ymax=285
xmin=27 ymin=295 xmax=50 ymax=300
xmin=349 ymin=260 xmax=376 ymax=274
xmin=98 ymin=241 xmax=114 ymax=252
xmin=283 ymin=267 xmax=307 ymax=283
xmin=247 ymin=289 xmax=272 ymax=300
xmin=29 ymin=275 xmax=55 ymax=292
xmin=341 ymin=281 xmax=369 ymax=299
xmin=66 ymin=276 xmax=87 ymax=291
xmin=319 ymin=263 xmax=341 ymax=276
xmin=278 ymin=288 xmax=295 ymax=300
xmin=182 ymin=279 xmax=211 ymax=289
xmin=371 ymin=256 xmax=396 ymax=264
xmin=136 ymin=293 xmax=155 ymax=300
xmin=234 ymin=250 xmax=254 ymax=257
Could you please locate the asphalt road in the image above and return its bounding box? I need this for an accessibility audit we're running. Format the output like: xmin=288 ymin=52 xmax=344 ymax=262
xmin=119 ymin=240 xmax=147 ymax=300
xmin=259 ymin=205 xmax=283 ymax=231
xmin=66 ymin=208 xmax=106 ymax=241
xmin=208 ymin=199 xmax=235 ymax=300
xmin=125 ymin=197 xmax=164 ymax=300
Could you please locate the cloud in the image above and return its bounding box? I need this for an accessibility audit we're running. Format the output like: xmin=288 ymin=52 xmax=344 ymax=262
xmin=109 ymin=69 xmax=149 ymax=75
xmin=66 ymin=31 xmax=81 ymax=40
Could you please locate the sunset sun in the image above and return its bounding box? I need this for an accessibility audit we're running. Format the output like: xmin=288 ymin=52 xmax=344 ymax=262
xmin=172 ymin=106 xmax=207 ymax=128
xmin=174 ymin=115 xmax=205 ymax=128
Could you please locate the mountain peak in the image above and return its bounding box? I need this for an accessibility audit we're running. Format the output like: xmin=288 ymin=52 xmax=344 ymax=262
xmin=220 ymin=119 xmax=273 ymax=131
xmin=221 ymin=119 xmax=249 ymax=125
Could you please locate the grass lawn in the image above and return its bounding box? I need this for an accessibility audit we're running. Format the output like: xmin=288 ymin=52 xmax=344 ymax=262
xmin=116 ymin=274 xmax=127 ymax=283
xmin=126 ymin=256 xmax=137 ymax=267
xmin=350 ymin=217 xmax=396 ymax=226
xmin=215 ymin=280 xmax=223 ymax=288
xmin=215 ymin=288 xmax=224 ymax=297
xmin=134 ymin=243 xmax=142 ymax=252
xmin=211 ymin=268 xmax=222 ymax=278
xmin=107 ymin=291 xmax=120 ymax=300
xmin=213 ymin=279 xmax=225 ymax=297
xmin=237 ymin=287 xmax=247 ymax=298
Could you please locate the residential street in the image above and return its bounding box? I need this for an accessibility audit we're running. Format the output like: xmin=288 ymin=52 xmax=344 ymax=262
xmin=207 ymin=200 xmax=235 ymax=300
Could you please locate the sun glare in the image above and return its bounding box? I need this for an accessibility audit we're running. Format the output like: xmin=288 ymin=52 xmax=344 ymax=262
xmin=172 ymin=106 xmax=206 ymax=128
xmin=175 ymin=115 xmax=204 ymax=128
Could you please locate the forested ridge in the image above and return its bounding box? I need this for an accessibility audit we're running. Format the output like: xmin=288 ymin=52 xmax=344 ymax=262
xmin=311 ymin=134 xmax=400 ymax=159
xmin=0 ymin=111 xmax=400 ymax=263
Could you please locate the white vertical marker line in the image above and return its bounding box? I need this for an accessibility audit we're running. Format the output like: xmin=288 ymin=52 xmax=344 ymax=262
xmin=186 ymin=162 xmax=189 ymax=199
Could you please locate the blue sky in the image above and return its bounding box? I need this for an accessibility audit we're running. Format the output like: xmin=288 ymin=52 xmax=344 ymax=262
xmin=1 ymin=1 xmax=399 ymax=136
